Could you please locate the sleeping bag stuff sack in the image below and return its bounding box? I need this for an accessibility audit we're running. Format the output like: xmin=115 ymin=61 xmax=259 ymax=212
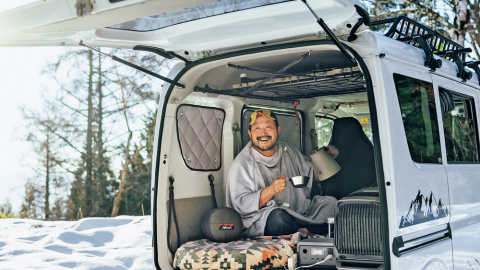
xmin=201 ymin=207 xmax=243 ymax=242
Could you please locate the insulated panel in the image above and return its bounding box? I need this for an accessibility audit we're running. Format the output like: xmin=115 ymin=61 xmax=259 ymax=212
xmin=176 ymin=105 xmax=225 ymax=171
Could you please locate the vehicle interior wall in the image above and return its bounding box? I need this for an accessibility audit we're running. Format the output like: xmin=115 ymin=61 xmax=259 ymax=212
xmin=155 ymin=44 xmax=381 ymax=269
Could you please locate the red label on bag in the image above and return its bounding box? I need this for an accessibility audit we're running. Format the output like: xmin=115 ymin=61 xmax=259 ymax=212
xmin=219 ymin=224 xmax=234 ymax=230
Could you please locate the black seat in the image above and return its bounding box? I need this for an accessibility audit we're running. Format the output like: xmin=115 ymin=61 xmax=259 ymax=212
xmin=320 ymin=117 xmax=377 ymax=200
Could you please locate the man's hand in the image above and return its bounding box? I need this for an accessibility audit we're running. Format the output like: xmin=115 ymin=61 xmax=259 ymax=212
xmin=325 ymin=144 xmax=339 ymax=159
xmin=270 ymin=176 xmax=288 ymax=194
xmin=259 ymin=176 xmax=288 ymax=208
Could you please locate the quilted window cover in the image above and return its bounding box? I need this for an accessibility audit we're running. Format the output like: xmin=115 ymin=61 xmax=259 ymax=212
xmin=177 ymin=105 xmax=226 ymax=171
xmin=173 ymin=233 xmax=303 ymax=270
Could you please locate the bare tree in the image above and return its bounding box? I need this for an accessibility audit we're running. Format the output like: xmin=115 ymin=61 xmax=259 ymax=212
xmin=41 ymin=47 xmax=168 ymax=218
xmin=20 ymin=102 xmax=78 ymax=220
xmin=108 ymin=49 xmax=166 ymax=217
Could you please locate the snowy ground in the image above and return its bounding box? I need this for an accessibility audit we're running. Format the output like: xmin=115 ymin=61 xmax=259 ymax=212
xmin=0 ymin=216 xmax=154 ymax=270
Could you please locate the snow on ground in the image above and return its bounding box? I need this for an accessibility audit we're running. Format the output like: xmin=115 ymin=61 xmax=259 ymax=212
xmin=0 ymin=216 xmax=154 ymax=270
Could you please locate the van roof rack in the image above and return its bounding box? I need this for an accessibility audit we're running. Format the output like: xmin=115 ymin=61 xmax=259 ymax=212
xmin=372 ymin=15 xmax=465 ymax=61
xmin=372 ymin=15 xmax=479 ymax=82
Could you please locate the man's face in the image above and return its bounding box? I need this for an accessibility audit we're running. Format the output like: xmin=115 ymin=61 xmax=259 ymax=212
xmin=248 ymin=115 xmax=281 ymax=153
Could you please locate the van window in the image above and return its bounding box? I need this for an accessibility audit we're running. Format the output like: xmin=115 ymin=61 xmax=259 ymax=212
xmin=315 ymin=117 xmax=334 ymax=147
xmin=315 ymin=116 xmax=373 ymax=147
xmin=393 ymin=74 xmax=442 ymax=163
xmin=108 ymin=0 xmax=292 ymax=31
xmin=440 ymin=89 xmax=479 ymax=162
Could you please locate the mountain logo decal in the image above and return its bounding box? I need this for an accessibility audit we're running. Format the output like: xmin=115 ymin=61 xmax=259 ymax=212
xmin=399 ymin=190 xmax=449 ymax=228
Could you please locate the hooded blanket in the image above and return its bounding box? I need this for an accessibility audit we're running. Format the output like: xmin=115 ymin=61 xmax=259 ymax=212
xmin=226 ymin=141 xmax=336 ymax=237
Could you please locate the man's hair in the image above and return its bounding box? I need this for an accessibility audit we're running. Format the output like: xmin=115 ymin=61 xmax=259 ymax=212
xmin=248 ymin=110 xmax=279 ymax=131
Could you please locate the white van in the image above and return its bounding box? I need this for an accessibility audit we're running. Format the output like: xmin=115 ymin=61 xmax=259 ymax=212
xmin=2 ymin=0 xmax=480 ymax=269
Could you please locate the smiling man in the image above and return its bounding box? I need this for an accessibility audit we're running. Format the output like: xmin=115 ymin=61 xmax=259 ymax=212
xmin=226 ymin=109 xmax=338 ymax=237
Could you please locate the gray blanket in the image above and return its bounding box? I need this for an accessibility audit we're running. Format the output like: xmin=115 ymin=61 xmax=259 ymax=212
xmin=226 ymin=141 xmax=337 ymax=237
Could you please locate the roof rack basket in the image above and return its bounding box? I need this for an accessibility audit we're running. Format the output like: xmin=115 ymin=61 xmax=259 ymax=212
xmin=372 ymin=15 xmax=466 ymax=62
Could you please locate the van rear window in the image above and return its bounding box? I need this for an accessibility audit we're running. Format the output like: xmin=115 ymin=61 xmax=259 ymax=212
xmin=394 ymin=74 xmax=442 ymax=163
xmin=440 ymin=89 xmax=479 ymax=163
xmin=108 ymin=0 xmax=292 ymax=32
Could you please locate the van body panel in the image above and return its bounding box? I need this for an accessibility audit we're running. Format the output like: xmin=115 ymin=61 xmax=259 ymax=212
xmin=97 ymin=0 xmax=368 ymax=57
xmin=0 ymin=0 xmax=219 ymax=46
xmin=363 ymin=55 xmax=398 ymax=268
xmin=380 ymin=59 xmax=451 ymax=236
xmin=362 ymin=52 xmax=399 ymax=268
xmin=398 ymin=240 xmax=453 ymax=270
xmin=376 ymin=55 xmax=453 ymax=269
xmin=0 ymin=0 xmax=368 ymax=59
xmin=151 ymin=62 xmax=184 ymax=270
xmin=432 ymin=74 xmax=480 ymax=270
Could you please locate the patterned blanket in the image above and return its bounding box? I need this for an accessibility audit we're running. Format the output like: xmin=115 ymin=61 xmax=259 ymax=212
xmin=173 ymin=233 xmax=304 ymax=270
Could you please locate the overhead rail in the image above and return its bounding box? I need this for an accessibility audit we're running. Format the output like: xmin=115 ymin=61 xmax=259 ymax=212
xmin=194 ymin=67 xmax=365 ymax=102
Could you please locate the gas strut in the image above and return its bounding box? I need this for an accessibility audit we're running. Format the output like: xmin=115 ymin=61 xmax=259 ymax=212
xmin=79 ymin=41 xmax=185 ymax=88
xmin=301 ymin=0 xmax=356 ymax=65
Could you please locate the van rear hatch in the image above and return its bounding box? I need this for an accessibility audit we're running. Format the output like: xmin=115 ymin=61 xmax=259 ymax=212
xmin=0 ymin=0 xmax=368 ymax=59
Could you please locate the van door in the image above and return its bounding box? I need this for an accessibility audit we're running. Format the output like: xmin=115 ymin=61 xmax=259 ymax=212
xmin=432 ymin=74 xmax=480 ymax=270
xmin=381 ymin=58 xmax=453 ymax=269
xmin=0 ymin=0 xmax=369 ymax=59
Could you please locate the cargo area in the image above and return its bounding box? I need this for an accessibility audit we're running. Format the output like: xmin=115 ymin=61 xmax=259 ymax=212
xmin=156 ymin=44 xmax=385 ymax=270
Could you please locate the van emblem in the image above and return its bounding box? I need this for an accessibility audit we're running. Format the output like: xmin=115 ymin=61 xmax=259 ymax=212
xmin=399 ymin=190 xmax=449 ymax=228
xmin=219 ymin=224 xmax=234 ymax=230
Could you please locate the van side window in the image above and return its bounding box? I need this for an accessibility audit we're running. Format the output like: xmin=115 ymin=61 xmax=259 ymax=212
xmin=440 ymin=89 xmax=479 ymax=162
xmin=393 ymin=74 xmax=442 ymax=163
xmin=315 ymin=117 xmax=334 ymax=147
xmin=315 ymin=116 xmax=373 ymax=147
